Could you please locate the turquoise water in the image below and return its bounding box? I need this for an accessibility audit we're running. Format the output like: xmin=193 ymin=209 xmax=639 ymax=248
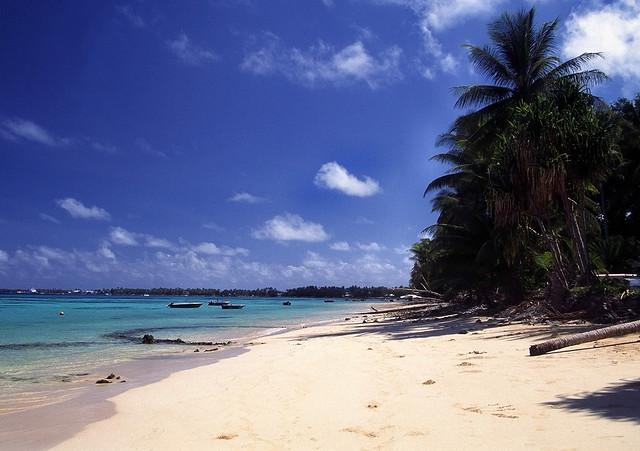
xmin=0 ymin=294 xmax=376 ymax=405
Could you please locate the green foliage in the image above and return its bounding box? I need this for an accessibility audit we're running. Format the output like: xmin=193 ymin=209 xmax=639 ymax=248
xmin=422 ymin=7 xmax=631 ymax=308
xmin=589 ymin=235 xmax=640 ymax=274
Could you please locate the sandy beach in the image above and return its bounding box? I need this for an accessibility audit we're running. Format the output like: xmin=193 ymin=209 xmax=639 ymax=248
xmin=4 ymin=311 xmax=640 ymax=450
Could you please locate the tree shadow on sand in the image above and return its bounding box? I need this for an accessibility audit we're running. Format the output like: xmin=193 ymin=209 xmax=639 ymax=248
xmin=543 ymin=379 xmax=640 ymax=424
xmin=301 ymin=311 xmax=598 ymax=343
xmin=300 ymin=315 xmax=511 ymax=341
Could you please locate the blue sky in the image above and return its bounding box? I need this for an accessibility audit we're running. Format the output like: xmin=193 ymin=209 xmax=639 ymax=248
xmin=1 ymin=1 xmax=638 ymax=290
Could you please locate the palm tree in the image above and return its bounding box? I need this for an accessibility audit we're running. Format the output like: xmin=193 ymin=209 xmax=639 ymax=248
xmin=426 ymin=7 xmax=613 ymax=305
xmin=453 ymin=8 xmax=609 ymax=284
xmin=452 ymin=6 xmax=606 ymax=138
xmin=408 ymin=238 xmax=433 ymax=291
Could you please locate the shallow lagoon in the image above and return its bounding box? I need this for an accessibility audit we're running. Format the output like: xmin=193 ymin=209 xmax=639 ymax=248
xmin=0 ymin=294 xmax=379 ymax=409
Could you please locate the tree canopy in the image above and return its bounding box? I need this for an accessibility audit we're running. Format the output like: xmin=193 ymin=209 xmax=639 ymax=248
xmin=412 ymin=7 xmax=639 ymax=309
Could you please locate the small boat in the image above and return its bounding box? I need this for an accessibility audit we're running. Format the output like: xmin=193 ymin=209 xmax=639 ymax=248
xmin=282 ymin=301 xmax=291 ymax=306
xmin=324 ymin=299 xmax=335 ymax=303
xmin=208 ymin=300 xmax=231 ymax=306
xmin=220 ymin=303 xmax=245 ymax=310
xmin=168 ymin=302 xmax=202 ymax=308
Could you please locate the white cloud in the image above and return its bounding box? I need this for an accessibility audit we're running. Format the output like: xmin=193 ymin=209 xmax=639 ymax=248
xmin=241 ymin=34 xmax=402 ymax=89
xmin=372 ymin=0 xmax=506 ymax=78
xmin=99 ymin=243 xmax=116 ymax=260
xmin=91 ymin=141 xmax=118 ymax=153
xmin=1 ymin=118 xmax=66 ymax=146
xmin=56 ymin=198 xmax=111 ymax=220
xmin=109 ymin=227 xmax=139 ymax=246
xmin=330 ymin=241 xmax=351 ymax=251
xmin=145 ymin=236 xmax=173 ymax=248
xmin=40 ymin=213 xmax=61 ymax=224
xmin=116 ymin=4 xmax=145 ymax=29
xmin=252 ymin=213 xmax=329 ymax=242
xmin=168 ymin=32 xmax=219 ymax=66
xmin=562 ymin=0 xmax=640 ymax=95
xmin=1 ymin=118 xmax=119 ymax=153
xmin=357 ymin=242 xmax=382 ymax=252
xmin=136 ymin=137 xmax=167 ymax=158
xmin=202 ymin=222 xmax=225 ymax=232
xmin=0 ymin=249 xmax=8 ymax=263
xmin=228 ymin=192 xmax=266 ymax=203
xmin=108 ymin=227 xmax=174 ymax=248
xmin=314 ymin=162 xmax=381 ymax=197
xmin=191 ymin=242 xmax=249 ymax=256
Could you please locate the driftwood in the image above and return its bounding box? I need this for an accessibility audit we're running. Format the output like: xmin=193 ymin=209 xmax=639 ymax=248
xmin=529 ymin=319 xmax=640 ymax=356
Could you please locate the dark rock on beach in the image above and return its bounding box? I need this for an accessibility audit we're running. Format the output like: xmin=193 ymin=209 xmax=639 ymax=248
xmin=140 ymin=333 xmax=227 ymax=346
xmin=96 ymin=373 xmax=125 ymax=384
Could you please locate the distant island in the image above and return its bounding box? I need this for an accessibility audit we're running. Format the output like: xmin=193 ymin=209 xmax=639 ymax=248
xmin=1 ymin=285 xmax=413 ymax=299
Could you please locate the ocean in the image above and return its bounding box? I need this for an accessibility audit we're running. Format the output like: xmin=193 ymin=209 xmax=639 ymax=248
xmin=0 ymin=294 xmax=380 ymax=412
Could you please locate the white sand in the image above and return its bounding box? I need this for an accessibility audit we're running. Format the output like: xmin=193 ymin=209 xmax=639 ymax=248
xmin=18 ymin=314 xmax=640 ymax=449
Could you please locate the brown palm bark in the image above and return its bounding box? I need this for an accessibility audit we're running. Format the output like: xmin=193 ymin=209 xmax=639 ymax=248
xmin=529 ymin=320 xmax=640 ymax=356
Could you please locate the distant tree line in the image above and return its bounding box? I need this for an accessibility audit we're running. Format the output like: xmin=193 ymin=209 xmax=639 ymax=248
xmin=1 ymin=285 xmax=408 ymax=298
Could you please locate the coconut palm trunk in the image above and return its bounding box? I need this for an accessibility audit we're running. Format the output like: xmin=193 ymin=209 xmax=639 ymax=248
xmin=529 ymin=319 xmax=640 ymax=356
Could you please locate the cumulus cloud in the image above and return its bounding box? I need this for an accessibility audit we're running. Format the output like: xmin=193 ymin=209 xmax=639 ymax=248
xmin=228 ymin=192 xmax=266 ymax=204
xmin=1 ymin=118 xmax=70 ymax=147
xmin=0 ymin=249 xmax=8 ymax=263
xmin=241 ymin=34 xmax=402 ymax=89
xmin=168 ymin=32 xmax=219 ymax=65
xmin=56 ymin=198 xmax=111 ymax=220
xmin=562 ymin=0 xmax=640 ymax=94
xmin=252 ymin=213 xmax=329 ymax=242
xmin=314 ymin=162 xmax=381 ymax=197
xmin=330 ymin=241 xmax=351 ymax=251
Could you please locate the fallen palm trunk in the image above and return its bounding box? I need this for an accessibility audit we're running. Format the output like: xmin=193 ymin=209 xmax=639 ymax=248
xmin=529 ymin=319 xmax=640 ymax=356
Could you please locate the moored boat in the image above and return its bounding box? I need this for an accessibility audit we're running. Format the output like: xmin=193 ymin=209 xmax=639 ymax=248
xmin=208 ymin=300 xmax=231 ymax=306
xmin=168 ymin=302 xmax=203 ymax=308
xmin=282 ymin=301 xmax=291 ymax=306
xmin=220 ymin=303 xmax=245 ymax=309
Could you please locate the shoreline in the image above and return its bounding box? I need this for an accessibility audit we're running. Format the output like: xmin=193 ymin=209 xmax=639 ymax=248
xmin=0 ymin=313 xmax=366 ymax=449
xmin=4 ymin=311 xmax=640 ymax=449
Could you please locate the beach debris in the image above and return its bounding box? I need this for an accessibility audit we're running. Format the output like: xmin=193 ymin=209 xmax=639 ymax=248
xmin=529 ymin=319 xmax=640 ymax=356
xmin=216 ymin=434 xmax=238 ymax=440
xmin=423 ymin=379 xmax=436 ymax=385
xmin=458 ymin=329 xmax=469 ymax=334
